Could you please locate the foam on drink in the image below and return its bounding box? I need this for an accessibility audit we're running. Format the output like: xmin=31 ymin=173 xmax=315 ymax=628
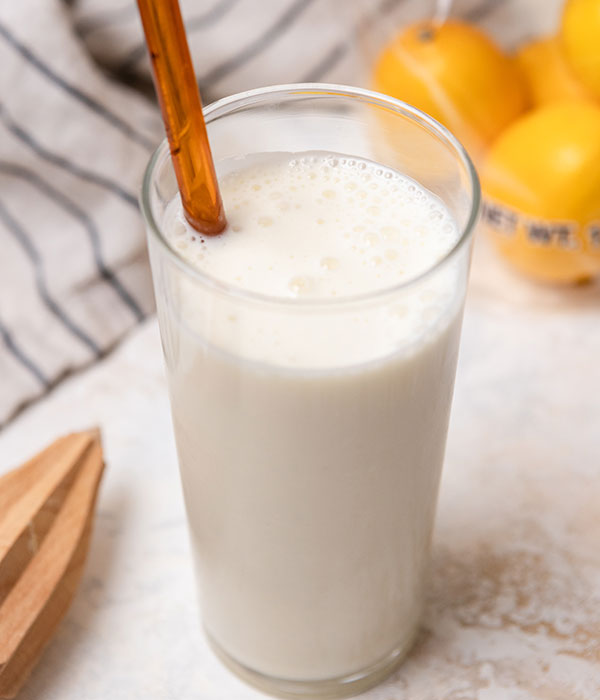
xmin=166 ymin=151 xmax=458 ymax=299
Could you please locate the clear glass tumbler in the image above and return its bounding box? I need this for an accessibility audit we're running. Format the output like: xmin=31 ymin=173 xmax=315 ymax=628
xmin=141 ymin=84 xmax=479 ymax=699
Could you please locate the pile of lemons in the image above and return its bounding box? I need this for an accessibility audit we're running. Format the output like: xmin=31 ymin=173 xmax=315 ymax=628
xmin=373 ymin=0 xmax=600 ymax=284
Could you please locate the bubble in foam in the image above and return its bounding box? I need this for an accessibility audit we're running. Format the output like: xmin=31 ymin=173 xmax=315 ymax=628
xmin=288 ymin=275 xmax=316 ymax=296
xmin=320 ymin=257 xmax=340 ymax=271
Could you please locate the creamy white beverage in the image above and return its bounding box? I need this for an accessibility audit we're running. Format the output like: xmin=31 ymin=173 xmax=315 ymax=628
xmin=156 ymin=152 xmax=464 ymax=681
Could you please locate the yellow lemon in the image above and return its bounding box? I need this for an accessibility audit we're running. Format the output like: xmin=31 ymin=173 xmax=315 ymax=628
xmin=481 ymin=101 xmax=600 ymax=283
xmin=562 ymin=0 xmax=600 ymax=98
xmin=515 ymin=35 xmax=595 ymax=106
xmin=373 ymin=20 xmax=529 ymax=163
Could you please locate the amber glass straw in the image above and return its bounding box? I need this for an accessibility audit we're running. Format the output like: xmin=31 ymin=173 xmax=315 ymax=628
xmin=137 ymin=0 xmax=227 ymax=235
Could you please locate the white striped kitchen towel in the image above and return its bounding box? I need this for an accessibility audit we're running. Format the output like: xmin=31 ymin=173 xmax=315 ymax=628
xmin=0 ymin=0 xmax=164 ymax=427
xmin=0 ymin=0 xmax=534 ymax=427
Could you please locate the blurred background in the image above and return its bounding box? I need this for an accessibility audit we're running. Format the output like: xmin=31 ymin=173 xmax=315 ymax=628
xmin=72 ymin=0 xmax=560 ymax=100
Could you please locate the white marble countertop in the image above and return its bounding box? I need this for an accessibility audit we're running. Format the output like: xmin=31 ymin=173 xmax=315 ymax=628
xmin=1 ymin=236 xmax=599 ymax=700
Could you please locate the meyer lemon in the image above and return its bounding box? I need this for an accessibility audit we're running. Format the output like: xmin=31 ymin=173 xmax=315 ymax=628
xmin=373 ymin=20 xmax=528 ymax=163
xmin=515 ymin=35 xmax=595 ymax=106
xmin=561 ymin=0 xmax=600 ymax=98
xmin=481 ymin=101 xmax=600 ymax=284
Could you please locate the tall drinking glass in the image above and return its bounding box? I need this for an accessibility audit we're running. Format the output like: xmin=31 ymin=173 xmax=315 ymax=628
xmin=141 ymin=84 xmax=479 ymax=699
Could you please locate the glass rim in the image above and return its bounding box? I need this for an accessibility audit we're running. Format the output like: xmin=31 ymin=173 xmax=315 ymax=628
xmin=141 ymin=83 xmax=480 ymax=309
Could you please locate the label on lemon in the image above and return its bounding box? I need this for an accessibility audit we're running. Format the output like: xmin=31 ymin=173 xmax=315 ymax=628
xmin=483 ymin=199 xmax=600 ymax=250
xmin=482 ymin=198 xmax=600 ymax=283
xmin=587 ymin=223 xmax=600 ymax=248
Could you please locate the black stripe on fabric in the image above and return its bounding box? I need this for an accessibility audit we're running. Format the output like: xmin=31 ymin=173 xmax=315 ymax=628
xmin=0 ymin=196 xmax=101 ymax=356
xmin=0 ymin=21 xmax=155 ymax=151
xmin=0 ymin=104 xmax=138 ymax=208
xmin=463 ymin=0 xmax=502 ymax=23
xmin=117 ymin=0 xmax=241 ymax=74
xmin=0 ymin=162 xmax=146 ymax=322
xmin=75 ymin=2 xmax=137 ymax=37
xmin=376 ymin=0 xmax=403 ymax=15
xmin=187 ymin=0 xmax=241 ymax=32
xmin=0 ymin=315 xmax=49 ymax=388
xmin=301 ymin=43 xmax=348 ymax=83
xmin=198 ymin=0 xmax=317 ymax=91
xmin=301 ymin=0 xmax=403 ymax=83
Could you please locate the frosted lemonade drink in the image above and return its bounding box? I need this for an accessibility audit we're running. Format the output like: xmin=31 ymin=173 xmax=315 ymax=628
xmin=142 ymin=86 xmax=479 ymax=698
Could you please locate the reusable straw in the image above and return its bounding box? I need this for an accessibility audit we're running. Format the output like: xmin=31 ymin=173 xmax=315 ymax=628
xmin=137 ymin=0 xmax=227 ymax=235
